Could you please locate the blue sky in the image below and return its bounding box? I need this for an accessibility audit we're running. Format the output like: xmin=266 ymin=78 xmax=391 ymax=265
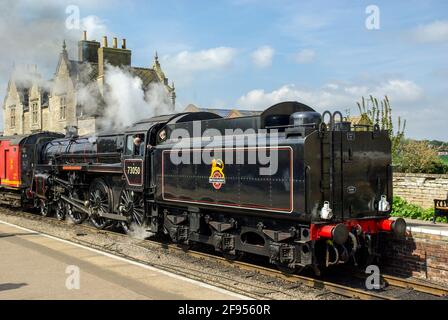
xmin=1 ymin=0 xmax=447 ymax=140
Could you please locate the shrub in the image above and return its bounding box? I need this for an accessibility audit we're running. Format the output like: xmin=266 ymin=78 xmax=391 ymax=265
xmin=391 ymin=196 xmax=442 ymax=222
xmin=395 ymin=140 xmax=448 ymax=174
xmin=441 ymin=155 xmax=448 ymax=165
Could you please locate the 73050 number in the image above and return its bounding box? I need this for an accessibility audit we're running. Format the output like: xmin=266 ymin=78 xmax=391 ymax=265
xmin=127 ymin=166 xmax=141 ymax=175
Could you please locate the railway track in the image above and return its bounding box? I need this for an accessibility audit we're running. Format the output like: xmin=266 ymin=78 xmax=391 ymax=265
xmin=1 ymin=208 xmax=447 ymax=300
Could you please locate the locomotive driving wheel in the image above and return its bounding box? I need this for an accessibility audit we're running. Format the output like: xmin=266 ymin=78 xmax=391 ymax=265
xmin=54 ymin=199 xmax=67 ymax=221
xmin=118 ymin=189 xmax=147 ymax=236
xmin=67 ymin=190 xmax=87 ymax=224
xmin=89 ymin=179 xmax=112 ymax=230
xmin=39 ymin=199 xmax=52 ymax=217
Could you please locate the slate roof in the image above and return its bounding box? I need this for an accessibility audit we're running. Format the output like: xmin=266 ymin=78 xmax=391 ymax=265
xmin=131 ymin=67 xmax=160 ymax=89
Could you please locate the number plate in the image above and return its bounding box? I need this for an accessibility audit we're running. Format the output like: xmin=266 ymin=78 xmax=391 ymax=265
xmin=124 ymin=159 xmax=144 ymax=186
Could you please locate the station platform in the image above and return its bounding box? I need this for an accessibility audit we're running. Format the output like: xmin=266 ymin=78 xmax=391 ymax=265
xmin=392 ymin=217 xmax=448 ymax=238
xmin=0 ymin=221 xmax=248 ymax=300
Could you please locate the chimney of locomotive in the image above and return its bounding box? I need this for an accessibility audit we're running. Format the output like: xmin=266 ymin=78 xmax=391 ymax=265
xmin=65 ymin=126 xmax=79 ymax=139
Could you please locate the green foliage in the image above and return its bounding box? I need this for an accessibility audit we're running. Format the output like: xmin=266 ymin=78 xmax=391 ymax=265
xmin=441 ymin=155 xmax=448 ymax=165
xmin=395 ymin=140 xmax=448 ymax=174
xmin=354 ymin=96 xmax=448 ymax=174
xmin=391 ymin=196 xmax=441 ymax=221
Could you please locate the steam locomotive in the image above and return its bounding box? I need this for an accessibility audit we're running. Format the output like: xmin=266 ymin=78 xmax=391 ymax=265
xmin=0 ymin=101 xmax=406 ymax=274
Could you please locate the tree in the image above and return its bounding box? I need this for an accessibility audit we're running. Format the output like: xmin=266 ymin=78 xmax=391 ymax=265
xmin=398 ymin=140 xmax=448 ymax=174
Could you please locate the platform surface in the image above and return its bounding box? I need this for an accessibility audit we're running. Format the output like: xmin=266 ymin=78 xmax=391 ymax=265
xmin=0 ymin=221 xmax=247 ymax=300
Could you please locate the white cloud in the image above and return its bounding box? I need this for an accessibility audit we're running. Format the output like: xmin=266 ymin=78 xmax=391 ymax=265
xmin=411 ymin=20 xmax=448 ymax=43
xmin=236 ymin=79 xmax=424 ymax=110
xmin=162 ymin=47 xmax=237 ymax=72
xmin=251 ymin=45 xmax=274 ymax=68
xmin=374 ymin=80 xmax=423 ymax=102
xmin=294 ymin=49 xmax=316 ymax=64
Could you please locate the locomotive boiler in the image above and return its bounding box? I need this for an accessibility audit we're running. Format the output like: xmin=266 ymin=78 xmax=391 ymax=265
xmin=5 ymin=100 xmax=405 ymax=274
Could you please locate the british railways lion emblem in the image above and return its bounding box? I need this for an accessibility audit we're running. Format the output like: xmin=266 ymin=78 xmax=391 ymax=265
xmin=209 ymin=159 xmax=225 ymax=190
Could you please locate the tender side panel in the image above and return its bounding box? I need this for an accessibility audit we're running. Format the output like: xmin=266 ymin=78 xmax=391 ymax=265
xmin=160 ymin=147 xmax=294 ymax=213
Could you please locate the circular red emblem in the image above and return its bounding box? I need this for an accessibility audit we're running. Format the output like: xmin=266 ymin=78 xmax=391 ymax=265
xmin=212 ymin=171 xmax=224 ymax=190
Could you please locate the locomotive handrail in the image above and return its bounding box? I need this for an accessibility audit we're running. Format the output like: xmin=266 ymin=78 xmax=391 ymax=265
xmin=321 ymin=110 xmax=335 ymax=217
xmin=332 ymin=111 xmax=343 ymax=124
xmin=305 ymin=166 xmax=311 ymax=215
xmin=322 ymin=111 xmax=333 ymax=130
xmin=265 ymin=122 xmax=319 ymax=130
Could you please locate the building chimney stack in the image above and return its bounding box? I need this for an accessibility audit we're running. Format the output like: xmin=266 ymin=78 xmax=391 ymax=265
xmin=121 ymin=39 xmax=126 ymax=49
xmin=102 ymin=36 xmax=108 ymax=47
xmin=113 ymin=37 xmax=118 ymax=48
xmin=83 ymin=30 xmax=87 ymax=41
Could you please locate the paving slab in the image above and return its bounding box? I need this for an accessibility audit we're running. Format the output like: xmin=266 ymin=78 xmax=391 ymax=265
xmin=0 ymin=221 xmax=248 ymax=300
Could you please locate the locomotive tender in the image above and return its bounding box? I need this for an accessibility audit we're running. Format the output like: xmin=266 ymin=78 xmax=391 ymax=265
xmin=0 ymin=101 xmax=406 ymax=274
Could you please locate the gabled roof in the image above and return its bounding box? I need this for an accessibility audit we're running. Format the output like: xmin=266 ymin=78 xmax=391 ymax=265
xmin=131 ymin=67 xmax=160 ymax=89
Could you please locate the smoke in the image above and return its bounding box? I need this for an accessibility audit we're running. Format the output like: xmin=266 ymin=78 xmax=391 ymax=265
xmin=0 ymin=0 xmax=115 ymax=129
xmin=77 ymin=63 xmax=175 ymax=131
xmin=101 ymin=64 xmax=174 ymax=129
xmin=127 ymin=223 xmax=155 ymax=240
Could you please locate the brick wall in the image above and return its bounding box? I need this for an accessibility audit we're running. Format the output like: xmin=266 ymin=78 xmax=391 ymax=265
xmin=380 ymin=232 xmax=448 ymax=286
xmin=393 ymin=172 xmax=448 ymax=208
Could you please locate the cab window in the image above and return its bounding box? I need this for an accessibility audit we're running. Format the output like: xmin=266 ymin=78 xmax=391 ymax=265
xmin=125 ymin=134 xmax=145 ymax=156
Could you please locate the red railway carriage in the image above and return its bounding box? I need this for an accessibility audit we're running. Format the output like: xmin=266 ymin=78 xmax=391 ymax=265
xmin=0 ymin=138 xmax=21 ymax=188
xmin=0 ymin=132 xmax=63 ymax=205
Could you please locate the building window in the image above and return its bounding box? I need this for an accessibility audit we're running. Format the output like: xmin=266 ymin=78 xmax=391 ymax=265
xmin=32 ymin=102 xmax=38 ymax=124
xmin=10 ymin=106 xmax=16 ymax=128
xmin=60 ymin=96 xmax=67 ymax=120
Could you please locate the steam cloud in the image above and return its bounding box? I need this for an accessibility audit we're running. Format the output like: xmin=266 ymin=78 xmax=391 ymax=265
xmin=77 ymin=64 xmax=175 ymax=131
xmin=0 ymin=0 xmax=120 ymax=129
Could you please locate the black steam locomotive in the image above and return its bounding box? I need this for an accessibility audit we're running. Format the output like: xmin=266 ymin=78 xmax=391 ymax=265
xmin=2 ymin=101 xmax=406 ymax=274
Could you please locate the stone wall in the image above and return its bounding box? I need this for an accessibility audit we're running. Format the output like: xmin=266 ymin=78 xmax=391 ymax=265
xmin=381 ymin=232 xmax=448 ymax=286
xmin=77 ymin=116 xmax=97 ymax=136
xmin=393 ymin=172 xmax=448 ymax=208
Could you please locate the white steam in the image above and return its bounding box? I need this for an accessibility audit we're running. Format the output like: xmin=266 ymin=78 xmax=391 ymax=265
xmin=127 ymin=223 xmax=155 ymax=240
xmin=77 ymin=64 xmax=175 ymax=131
